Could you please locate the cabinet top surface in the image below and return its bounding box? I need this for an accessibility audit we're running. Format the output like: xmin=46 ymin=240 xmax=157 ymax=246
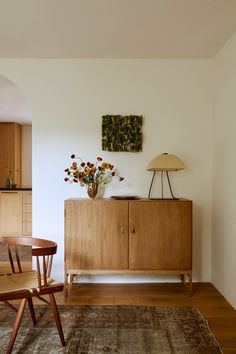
xmin=0 ymin=187 xmax=32 ymax=191
xmin=65 ymin=198 xmax=191 ymax=202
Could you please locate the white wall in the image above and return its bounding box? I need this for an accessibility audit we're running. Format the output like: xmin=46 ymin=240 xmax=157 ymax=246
xmin=213 ymin=32 xmax=236 ymax=309
xmin=0 ymin=59 xmax=213 ymax=283
xmin=22 ymin=124 xmax=32 ymax=186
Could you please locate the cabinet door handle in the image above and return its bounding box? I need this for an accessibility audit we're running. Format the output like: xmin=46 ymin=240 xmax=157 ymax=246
xmin=120 ymin=226 xmax=126 ymax=233
xmin=131 ymin=227 xmax=136 ymax=234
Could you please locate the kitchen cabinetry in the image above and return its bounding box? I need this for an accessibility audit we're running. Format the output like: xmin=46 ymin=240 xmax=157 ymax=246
xmin=0 ymin=190 xmax=32 ymax=236
xmin=0 ymin=122 xmax=22 ymax=187
xmin=22 ymin=191 xmax=32 ymax=236
xmin=64 ymin=198 xmax=192 ymax=295
xmin=0 ymin=190 xmax=32 ymax=272
xmin=0 ymin=191 xmax=22 ymax=235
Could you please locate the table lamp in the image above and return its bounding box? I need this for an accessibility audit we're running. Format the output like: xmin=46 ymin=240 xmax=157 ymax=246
xmin=147 ymin=153 xmax=185 ymax=199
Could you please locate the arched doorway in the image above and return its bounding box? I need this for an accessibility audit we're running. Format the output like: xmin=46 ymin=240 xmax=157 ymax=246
xmin=0 ymin=75 xmax=32 ymax=187
xmin=0 ymin=74 xmax=32 ymax=268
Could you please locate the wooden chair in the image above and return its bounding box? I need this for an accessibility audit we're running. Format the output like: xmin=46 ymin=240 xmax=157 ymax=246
xmin=0 ymin=236 xmax=65 ymax=354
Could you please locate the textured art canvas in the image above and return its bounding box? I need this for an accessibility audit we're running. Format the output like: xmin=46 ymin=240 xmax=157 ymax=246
xmin=102 ymin=115 xmax=143 ymax=152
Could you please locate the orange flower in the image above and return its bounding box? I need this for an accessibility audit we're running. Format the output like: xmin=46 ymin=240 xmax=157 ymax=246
xmin=84 ymin=167 xmax=90 ymax=175
xmin=71 ymin=162 xmax=77 ymax=170
xmin=64 ymin=155 xmax=124 ymax=187
xmin=90 ymin=168 xmax=96 ymax=174
xmin=102 ymin=162 xmax=110 ymax=169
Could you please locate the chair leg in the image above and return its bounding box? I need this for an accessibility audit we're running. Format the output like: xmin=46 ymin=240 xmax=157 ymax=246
xmin=27 ymin=298 xmax=37 ymax=325
xmin=48 ymin=293 xmax=65 ymax=346
xmin=7 ymin=298 xmax=27 ymax=354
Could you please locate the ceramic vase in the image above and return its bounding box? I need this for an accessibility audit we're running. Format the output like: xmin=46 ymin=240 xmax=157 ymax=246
xmin=86 ymin=183 xmax=98 ymax=199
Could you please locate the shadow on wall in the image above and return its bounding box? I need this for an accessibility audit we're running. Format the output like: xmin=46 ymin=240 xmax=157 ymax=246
xmin=0 ymin=74 xmax=31 ymax=124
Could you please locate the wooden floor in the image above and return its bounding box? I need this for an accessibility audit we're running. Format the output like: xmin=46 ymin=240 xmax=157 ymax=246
xmin=54 ymin=282 xmax=236 ymax=353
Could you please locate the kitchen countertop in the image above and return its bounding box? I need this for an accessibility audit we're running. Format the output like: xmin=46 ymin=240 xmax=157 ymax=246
xmin=0 ymin=187 xmax=32 ymax=191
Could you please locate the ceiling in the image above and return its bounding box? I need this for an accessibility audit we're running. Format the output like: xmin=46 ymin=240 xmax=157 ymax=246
xmin=0 ymin=0 xmax=236 ymax=59
xmin=1 ymin=0 xmax=236 ymax=124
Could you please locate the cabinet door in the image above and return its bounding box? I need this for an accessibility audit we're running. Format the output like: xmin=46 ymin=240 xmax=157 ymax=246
xmin=65 ymin=200 xmax=129 ymax=270
xmin=0 ymin=191 xmax=23 ymax=235
xmin=129 ymin=200 xmax=192 ymax=270
xmin=13 ymin=123 xmax=22 ymax=187
xmin=0 ymin=123 xmax=22 ymax=187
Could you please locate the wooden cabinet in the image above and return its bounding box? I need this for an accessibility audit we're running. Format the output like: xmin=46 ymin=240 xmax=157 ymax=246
xmin=0 ymin=190 xmax=32 ymax=273
xmin=64 ymin=198 xmax=192 ymax=295
xmin=0 ymin=122 xmax=22 ymax=187
xmin=0 ymin=190 xmax=32 ymax=236
xmin=0 ymin=191 xmax=23 ymax=235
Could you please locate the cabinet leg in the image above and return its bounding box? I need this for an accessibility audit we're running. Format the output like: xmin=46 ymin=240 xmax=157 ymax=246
xmin=64 ymin=272 xmax=68 ymax=297
xmin=70 ymin=274 xmax=75 ymax=288
xmin=188 ymin=273 xmax=193 ymax=297
xmin=179 ymin=273 xmax=193 ymax=296
xmin=64 ymin=273 xmax=80 ymax=297
xmin=70 ymin=274 xmax=74 ymax=283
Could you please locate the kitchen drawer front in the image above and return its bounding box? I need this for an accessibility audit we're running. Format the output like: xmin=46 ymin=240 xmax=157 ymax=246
xmin=23 ymin=191 xmax=32 ymax=204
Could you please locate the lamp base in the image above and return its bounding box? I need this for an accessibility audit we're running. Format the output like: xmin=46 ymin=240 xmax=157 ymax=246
xmin=148 ymin=170 xmax=178 ymax=199
xmin=148 ymin=197 xmax=179 ymax=200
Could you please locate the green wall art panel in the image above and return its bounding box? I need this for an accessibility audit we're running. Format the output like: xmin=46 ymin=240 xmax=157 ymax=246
xmin=102 ymin=115 xmax=143 ymax=152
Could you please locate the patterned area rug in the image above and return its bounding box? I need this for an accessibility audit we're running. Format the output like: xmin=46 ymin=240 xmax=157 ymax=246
xmin=0 ymin=305 xmax=222 ymax=354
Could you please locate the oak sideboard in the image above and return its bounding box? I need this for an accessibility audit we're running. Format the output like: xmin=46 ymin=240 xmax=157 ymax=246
xmin=64 ymin=198 xmax=192 ymax=296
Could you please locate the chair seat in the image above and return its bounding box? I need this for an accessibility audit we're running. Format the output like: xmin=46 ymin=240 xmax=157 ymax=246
xmin=0 ymin=270 xmax=55 ymax=295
